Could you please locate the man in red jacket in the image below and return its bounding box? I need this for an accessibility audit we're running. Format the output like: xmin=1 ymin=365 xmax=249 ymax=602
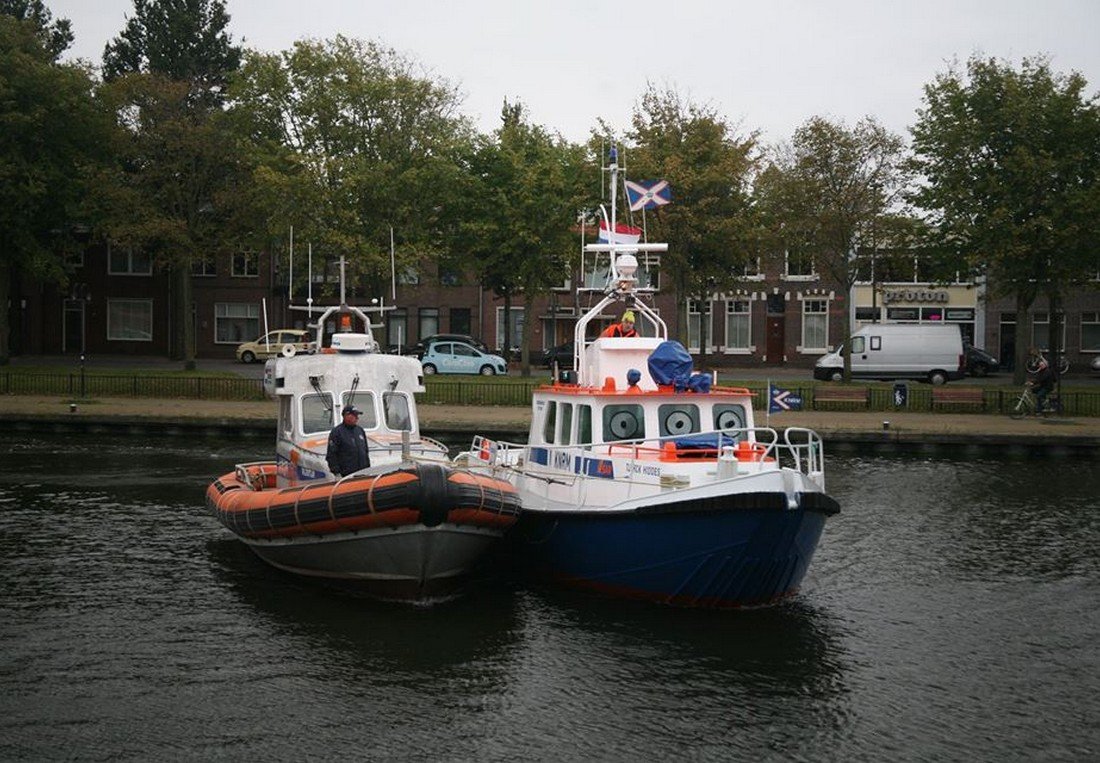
xmin=601 ymin=310 xmax=637 ymax=338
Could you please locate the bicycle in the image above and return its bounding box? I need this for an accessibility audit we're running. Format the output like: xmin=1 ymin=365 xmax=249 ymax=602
xmin=1008 ymin=382 xmax=1061 ymax=418
xmin=1025 ymin=352 xmax=1070 ymax=375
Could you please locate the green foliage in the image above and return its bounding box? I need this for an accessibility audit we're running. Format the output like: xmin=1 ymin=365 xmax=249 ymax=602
xmin=103 ymin=0 xmax=241 ymax=104
xmin=228 ymin=37 xmax=473 ymax=298
xmin=910 ymin=56 xmax=1100 ymax=303
xmin=455 ymin=100 xmax=586 ymax=362
xmin=757 ymin=116 xmax=909 ymax=290
xmin=0 ymin=0 xmax=71 ymax=60
xmin=626 ymin=86 xmax=759 ymax=301
xmin=0 ymin=15 xmax=108 ymax=362
xmin=755 ymin=116 xmax=910 ymax=381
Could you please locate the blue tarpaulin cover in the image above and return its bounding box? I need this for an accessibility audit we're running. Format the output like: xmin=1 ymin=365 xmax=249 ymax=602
xmin=647 ymin=340 xmax=712 ymax=392
xmin=672 ymin=433 xmax=738 ymax=450
xmin=648 ymin=340 xmax=693 ymax=387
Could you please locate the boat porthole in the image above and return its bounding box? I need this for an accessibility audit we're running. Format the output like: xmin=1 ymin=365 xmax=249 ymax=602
xmin=664 ymin=410 xmax=693 ymax=435
xmin=608 ymin=410 xmax=639 ymax=439
xmin=715 ymin=409 xmax=742 ymax=430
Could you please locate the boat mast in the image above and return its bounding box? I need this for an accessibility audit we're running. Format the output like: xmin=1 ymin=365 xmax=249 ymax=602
xmin=571 ymin=146 xmax=668 ymax=376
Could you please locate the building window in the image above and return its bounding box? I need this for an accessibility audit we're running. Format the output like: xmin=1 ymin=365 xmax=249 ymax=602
xmin=388 ymin=309 xmax=408 ymax=350
xmin=1082 ymin=313 xmax=1100 ymax=352
xmin=740 ymin=256 xmax=764 ymax=281
xmin=1031 ymin=312 xmax=1065 ymax=352
xmin=439 ymin=267 xmax=461 ymax=286
xmin=191 ymin=256 xmax=216 ymax=276
xmin=65 ymin=251 xmax=84 ymax=268
xmin=686 ymin=299 xmax=712 ymax=353
xmin=724 ymin=299 xmax=752 ymax=352
xmin=495 ymin=306 xmax=525 ymax=353
xmin=107 ymin=299 xmax=153 ymax=341
xmin=636 ymin=255 xmax=661 ymax=291
xmin=450 ymin=307 xmax=471 ymax=335
xmin=397 ymin=266 xmax=419 ymax=285
xmin=108 ymin=245 xmax=152 ymax=275
xmin=215 ymin=303 xmax=260 ymax=344
xmin=802 ymin=298 xmax=829 ymax=351
xmin=784 ymin=249 xmax=815 ymax=279
xmin=419 ymin=308 xmax=439 ymax=340
xmin=231 ymin=251 xmax=259 ymax=277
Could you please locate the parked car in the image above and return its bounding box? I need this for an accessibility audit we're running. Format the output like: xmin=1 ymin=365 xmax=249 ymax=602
xmin=407 ymin=334 xmax=488 ymax=359
xmin=1091 ymin=355 xmax=1100 ymax=375
xmin=236 ymin=329 xmax=312 ymax=363
xmin=421 ymin=342 xmax=508 ymax=376
xmin=542 ymin=341 xmax=576 ymax=369
xmin=963 ymin=341 xmax=999 ymax=377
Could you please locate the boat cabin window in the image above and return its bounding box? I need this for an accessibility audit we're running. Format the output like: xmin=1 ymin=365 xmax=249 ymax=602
xmin=279 ymin=397 xmax=293 ymax=440
xmin=542 ymin=401 xmax=556 ymax=444
xmin=301 ymin=393 xmax=335 ymax=435
xmin=559 ymin=403 xmax=573 ymax=445
xmin=383 ymin=391 xmax=412 ymax=431
xmin=658 ymin=404 xmax=700 ymax=438
xmin=342 ymin=391 xmax=378 ymax=429
xmin=603 ymin=404 xmax=645 ymax=442
xmin=578 ymin=404 xmax=592 ymax=444
xmin=713 ymin=404 xmax=746 ymax=440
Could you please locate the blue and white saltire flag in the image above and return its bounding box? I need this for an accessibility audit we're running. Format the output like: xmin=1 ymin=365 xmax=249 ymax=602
xmin=625 ymin=179 xmax=673 ymax=212
xmin=769 ymin=384 xmax=803 ymax=413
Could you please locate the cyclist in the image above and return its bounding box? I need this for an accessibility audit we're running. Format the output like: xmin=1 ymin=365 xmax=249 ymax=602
xmin=1031 ymin=357 xmax=1055 ymax=414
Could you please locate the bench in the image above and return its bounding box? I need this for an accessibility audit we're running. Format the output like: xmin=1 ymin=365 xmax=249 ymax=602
xmin=931 ymin=386 xmax=985 ymax=410
xmin=813 ymin=386 xmax=870 ymax=409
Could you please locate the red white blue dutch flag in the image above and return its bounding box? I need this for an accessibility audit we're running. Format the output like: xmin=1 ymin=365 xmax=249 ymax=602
xmin=625 ymin=179 xmax=673 ymax=212
xmin=597 ymin=221 xmax=643 ymax=246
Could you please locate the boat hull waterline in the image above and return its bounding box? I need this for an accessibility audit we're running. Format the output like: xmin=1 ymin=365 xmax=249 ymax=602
xmin=513 ymin=490 xmax=839 ymax=608
xmin=207 ymin=461 xmax=521 ymax=601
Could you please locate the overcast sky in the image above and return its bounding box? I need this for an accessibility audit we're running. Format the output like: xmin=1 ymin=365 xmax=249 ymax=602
xmin=50 ymin=0 xmax=1100 ymax=145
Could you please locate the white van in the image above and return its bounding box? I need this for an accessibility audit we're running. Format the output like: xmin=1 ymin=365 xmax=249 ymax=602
xmin=814 ymin=324 xmax=966 ymax=384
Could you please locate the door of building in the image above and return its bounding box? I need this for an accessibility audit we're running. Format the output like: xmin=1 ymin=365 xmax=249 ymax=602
xmin=766 ymin=317 xmax=784 ymax=363
xmin=63 ymin=299 xmax=85 ymax=355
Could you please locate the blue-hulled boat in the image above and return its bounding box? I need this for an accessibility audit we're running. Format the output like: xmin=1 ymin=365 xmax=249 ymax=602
xmin=465 ymin=148 xmax=839 ymax=608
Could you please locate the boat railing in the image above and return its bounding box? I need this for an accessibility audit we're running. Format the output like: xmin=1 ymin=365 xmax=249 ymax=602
xmin=470 ymin=426 xmax=825 ymax=482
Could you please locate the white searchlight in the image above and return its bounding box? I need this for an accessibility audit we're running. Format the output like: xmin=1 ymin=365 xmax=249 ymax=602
xmin=615 ymin=253 xmax=638 ymax=279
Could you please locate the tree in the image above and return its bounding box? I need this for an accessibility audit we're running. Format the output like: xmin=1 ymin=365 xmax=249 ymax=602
xmin=0 ymin=15 xmax=107 ymax=363
xmin=228 ymin=37 xmax=473 ymax=307
xmin=756 ymin=116 xmax=910 ymax=380
xmin=0 ymin=0 xmax=71 ymax=60
xmin=910 ymin=55 xmax=1100 ymax=384
xmin=625 ymin=85 xmax=759 ymax=361
xmin=97 ymin=0 xmax=244 ymax=367
xmin=456 ymin=101 xmax=586 ymax=375
xmin=103 ymin=0 xmax=240 ymax=104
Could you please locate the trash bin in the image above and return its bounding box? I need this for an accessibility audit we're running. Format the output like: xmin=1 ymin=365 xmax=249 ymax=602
xmin=893 ymin=382 xmax=908 ymax=408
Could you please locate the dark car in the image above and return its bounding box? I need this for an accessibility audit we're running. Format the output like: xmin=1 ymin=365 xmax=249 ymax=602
xmin=964 ymin=342 xmax=999 ymax=377
xmin=542 ymin=341 xmax=576 ymax=369
xmin=407 ymin=334 xmax=488 ymax=359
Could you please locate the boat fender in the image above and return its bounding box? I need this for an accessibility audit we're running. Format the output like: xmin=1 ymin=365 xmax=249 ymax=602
xmin=415 ymin=462 xmax=451 ymax=527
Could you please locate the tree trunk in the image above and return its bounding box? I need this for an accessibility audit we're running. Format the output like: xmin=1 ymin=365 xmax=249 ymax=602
xmin=0 ymin=261 xmax=11 ymax=365
xmin=502 ymin=291 xmax=512 ymax=367
xmin=1012 ymin=292 xmax=1033 ymax=386
xmin=841 ymin=292 xmax=853 ymax=382
xmin=170 ymin=265 xmax=196 ymax=370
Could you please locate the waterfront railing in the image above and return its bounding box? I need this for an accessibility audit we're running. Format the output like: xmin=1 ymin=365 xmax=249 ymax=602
xmin=2 ymin=372 xmax=1098 ymax=416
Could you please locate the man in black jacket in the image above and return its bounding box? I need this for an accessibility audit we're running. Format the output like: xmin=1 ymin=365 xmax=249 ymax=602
xmin=326 ymin=404 xmax=371 ymax=477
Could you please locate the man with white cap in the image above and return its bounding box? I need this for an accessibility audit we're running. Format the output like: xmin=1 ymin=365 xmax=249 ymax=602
xmin=326 ymin=404 xmax=371 ymax=477
xmin=600 ymin=310 xmax=638 ymax=338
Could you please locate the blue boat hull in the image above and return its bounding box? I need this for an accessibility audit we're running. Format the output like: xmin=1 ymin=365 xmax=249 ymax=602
xmin=511 ymin=492 xmax=839 ymax=608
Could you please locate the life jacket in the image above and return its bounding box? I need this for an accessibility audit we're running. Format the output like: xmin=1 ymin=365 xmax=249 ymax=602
xmin=601 ymin=323 xmax=637 ymax=338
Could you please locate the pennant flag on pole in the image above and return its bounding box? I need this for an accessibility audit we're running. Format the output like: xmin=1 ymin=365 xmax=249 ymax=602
xmin=598 ymin=221 xmax=643 ymax=246
xmin=769 ymin=384 xmax=804 ymax=413
xmin=625 ymin=179 xmax=673 ymax=211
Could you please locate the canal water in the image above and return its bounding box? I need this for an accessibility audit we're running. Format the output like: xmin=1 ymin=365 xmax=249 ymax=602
xmin=1 ymin=433 xmax=1097 ymax=761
